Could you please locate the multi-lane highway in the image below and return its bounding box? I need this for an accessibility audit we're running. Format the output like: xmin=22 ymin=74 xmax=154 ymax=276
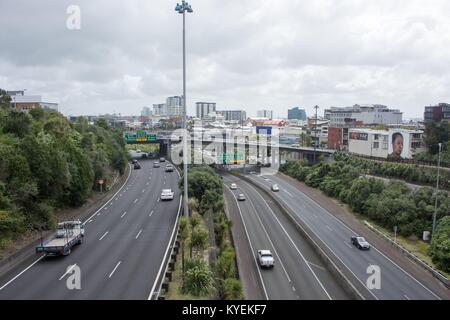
xmin=223 ymin=174 xmax=350 ymax=300
xmin=244 ymin=172 xmax=443 ymax=300
xmin=0 ymin=155 xmax=180 ymax=300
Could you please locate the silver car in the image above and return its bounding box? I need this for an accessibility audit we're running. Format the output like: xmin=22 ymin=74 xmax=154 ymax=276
xmin=257 ymin=250 xmax=274 ymax=268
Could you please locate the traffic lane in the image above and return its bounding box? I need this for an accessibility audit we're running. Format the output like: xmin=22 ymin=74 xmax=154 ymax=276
xmin=267 ymin=174 xmax=440 ymax=300
xmin=236 ymin=178 xmax=340 ymax=300
xmin=223 ymin=186 xmax=267 ymax=300
xmin=0 ymin=163 xmax=139 ymax=299
xmin=0 ymin=160 xmax=164 ymax=299
xmin=251 ymin=174 xmax=439 ymax=300
xmin=223 ymin=176 xmax=298 ymax=300
xmin=236 ymin=177 xmax=350 ymax=300
xmin=59 ymin=161 xmax=177 ymax=300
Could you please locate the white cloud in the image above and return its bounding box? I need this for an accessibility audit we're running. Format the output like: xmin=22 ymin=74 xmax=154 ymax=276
xmin=0 ymin=0 xmax=449 ymax=118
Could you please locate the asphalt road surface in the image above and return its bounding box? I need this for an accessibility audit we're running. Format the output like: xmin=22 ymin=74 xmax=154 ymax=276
xmin=0 ymin=156 xmax=180 ymax=300
xmin=245 ymin=173 xmax=441 ymax=300
xmin=223 ymin=174 xmax=350 ymax=300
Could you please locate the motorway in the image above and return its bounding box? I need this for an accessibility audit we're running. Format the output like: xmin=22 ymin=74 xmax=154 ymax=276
xmin=244 ymin=172 xmax=442 ymax=300
xmin=0 ymin=154 xmax=181 ymax=300
xmin=223 ymin=174 xmax=350 ymax=300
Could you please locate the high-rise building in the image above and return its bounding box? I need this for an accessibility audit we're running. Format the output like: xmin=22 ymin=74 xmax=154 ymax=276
xmin=257 ymin=109 xmax=273 ymax=119
xmin=424 ymin=103 xmax=450 ymax=123
xmin=152 ymin=96 xmax=184 ymax=117
xmin=196 ymin=102 xmax=216 ymax=119
xmin=288 ymin=107 xmax=307 ymax=121
xmin=141 ymin=106 xmax=152 ymax=117
xmin=217 ymin=110 xmax=247 ymax=123
xmin=324 ymin=104 xmax=402 ymax=127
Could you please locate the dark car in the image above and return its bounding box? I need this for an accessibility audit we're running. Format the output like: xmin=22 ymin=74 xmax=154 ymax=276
xmin=351 ymin=236 xmax=370 ymax=250
xmin=134 ymin=162 xmax=141 ymax=170
xmin=160 ymin=157 xmax=166 ymax=162
xmin=132 ymin=159 xmax=138 ymax=164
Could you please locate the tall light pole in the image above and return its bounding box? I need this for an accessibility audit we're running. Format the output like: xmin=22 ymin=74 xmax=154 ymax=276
xmin=432 ymin=142 xmax=443 ymax=235
xmin=313 ymin=105 xmax=319 ymax=163
xmin=175 ymin=1 xmax=193 ymax=217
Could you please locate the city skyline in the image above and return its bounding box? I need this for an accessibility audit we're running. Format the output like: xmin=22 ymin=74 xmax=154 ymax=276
xmin=1 ymin=0 xmax=450 ymax=118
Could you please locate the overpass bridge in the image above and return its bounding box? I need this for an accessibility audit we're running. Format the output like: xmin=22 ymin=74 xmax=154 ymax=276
xmin=123 ymin=130 xmax=335 ymax=165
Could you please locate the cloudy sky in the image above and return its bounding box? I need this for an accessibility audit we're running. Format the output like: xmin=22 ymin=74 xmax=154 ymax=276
xmin=1 ymin=0 xmax=449 ymax=118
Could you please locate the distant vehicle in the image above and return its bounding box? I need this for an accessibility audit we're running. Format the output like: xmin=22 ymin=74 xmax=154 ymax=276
xmin=237 ymin=193 xmax=246 ymax=201
xmin=36 ymin=221 xmax=84 ymax=256
xmin=165 ymin=164 xmax=174 ymax=172
xmin=160 ymin=157 xmax=166 ymax=162
xmin=271 ymin=184 xmax=280 ymax=192
xmin=141 ymin=153 xmax=148 ymax=159
xmin=153 ymin=161 xmax=160 ymax=168
xmin=136 ymin=149 xmax=141 ymax=153
xmin=257 ymin=250 xmax=274 ymax=268
xmin=134 ymin=162 xmax=141 ymax=169
xmin=230 ymin=183 xmax=237 ymax=190
xmin=161 ymin=189 xmax=174 ymax=201
xmin=290 ymin=144 xmax=300 ymax=148
xmin=351 ymin=236 xmax=371 ymax=250
xmin=131 ymin=159 xmax=138 ymax=164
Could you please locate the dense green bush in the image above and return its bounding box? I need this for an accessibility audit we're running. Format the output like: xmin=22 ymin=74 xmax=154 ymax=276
xmin=0 ymin=102 xmax=128 ymax=247
xmin=280 ymin=159 xmax=450 ymax=260
xmin=429 ymin=217 xmax=450 ymax=272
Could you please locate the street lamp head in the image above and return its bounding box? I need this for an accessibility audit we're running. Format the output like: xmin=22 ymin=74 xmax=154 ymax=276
xmin=175 ymin=3 xmax=183 ymax=12
xmin=175 ymin=1 xmax=193 ymax=14
xmin=187 ymin=5 xmax=193 ymax=13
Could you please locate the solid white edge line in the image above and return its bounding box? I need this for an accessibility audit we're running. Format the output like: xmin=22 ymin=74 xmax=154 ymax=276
xmin=99 ymin=231 xmax=109 ymax=241
xmin=58 ymin=264 xmax=77 ymax=281
xmin=0 ymin=255 xmax=45 ymax=291
xmin=0 ymin=163 xmax=133 ymax=291
xmin=148 ymin=163 xmax=182 ymax=300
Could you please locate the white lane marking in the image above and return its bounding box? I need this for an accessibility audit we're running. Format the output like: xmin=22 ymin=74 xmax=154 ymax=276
xmin=88 ymin=219 xmax=93 ymax=224
xmin=83 ymin=163 xmax=131 ymax=225
xmin=146 ymin=182 xmax=149 ymax=186
xmin=109 ymin=261 xmax=122 ymax=278
xmin=0 ymin=256 xmax=45 ymax=291
xmin=0 ymin=164 xmax=133 ymax=291
xmin=227 ymin=187 xmax=269 ymax=300
xmin=404 ymin=295 xmax=410 ymax=300
xmin=136 ymin=229 xmax=143 ymax=239
xmin=266 ymin=175 xmax=441 ymax=300
xmin=248 ymin=174 xmax=377 ymax=300
xmin=148 ymin=192 xmax=182 ymax=300
xmin=344 ymin=242 xmax=353 ymax=249
xmin=292 ymin=286 xmax=296 ymax=292
xmin=149 ymin=210 xmax=154 ymax=217
xmin=104 ymin=207 xmax=108 ymax=210
xmin=115 ymin=197 xmax=118 ymax=201
xmin=142 ymin=189 xmax=146 ymax=193
xmin=97 ymin=212 xmax=101 ymax=216
xmin=157 ymin=198 xmax=160 ymax=202
xmin=326 ymin=225 xmax=334 ymax=232
xmin=121 ymin=211 xmax=127 ymax=219
xmin=99 ymin=231 xmax=109 ymax=241
xmin=58 ymin=264 xmax=77 ymax=281
xmin=284 ymin=190 xmax=294 ymax=198
xmin=243 ymin=180 xmax=332 ymax=300
xmin=134 ymin=198 xmax=139 ymax=204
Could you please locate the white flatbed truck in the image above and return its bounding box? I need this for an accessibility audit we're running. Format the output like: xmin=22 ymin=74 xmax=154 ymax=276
xmin=36 ymin=221 xmax=85 ymax=256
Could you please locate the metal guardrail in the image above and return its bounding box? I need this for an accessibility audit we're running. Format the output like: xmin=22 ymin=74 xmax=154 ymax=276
xmin=364 ymin=221 xmax=450 ymax=288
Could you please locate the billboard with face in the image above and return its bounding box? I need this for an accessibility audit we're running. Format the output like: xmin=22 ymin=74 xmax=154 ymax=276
xmin=388 ymin=130 xmax=411 ymax=160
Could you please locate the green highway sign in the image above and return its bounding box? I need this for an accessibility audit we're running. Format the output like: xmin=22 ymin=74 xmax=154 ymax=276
xmin=124 ymin=131 xmax=157 ymax=143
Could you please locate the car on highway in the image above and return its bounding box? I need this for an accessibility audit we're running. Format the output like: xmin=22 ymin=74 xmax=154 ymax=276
xmin=153 ymin=161 xmax=160 ymax=168
xmin=160 ymin=189 xmax=174 ymax=201
xmin=257 ymin=250 xmax=274 ymax=269
xmin=136 ymin=149 xmax=141 ymax=153
xmin=134 ymin=162 xmax=141 ymax=169
xmin=165 ymin=164 xmax=174 ymax=172
xmin=237 ymin=193 xmax=246 ymax=201
xmin=159 ymin=157 xmax=166 ymax=162
xmin=271 ymin=184 xmax=280 ymax=192
xmin=351 ymin=236 xmax=371 ymax=250
xmin=131 ymin=159 xmax=138 ymax=164
xmin=230 ymin=183 xmax=237 ymax=190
